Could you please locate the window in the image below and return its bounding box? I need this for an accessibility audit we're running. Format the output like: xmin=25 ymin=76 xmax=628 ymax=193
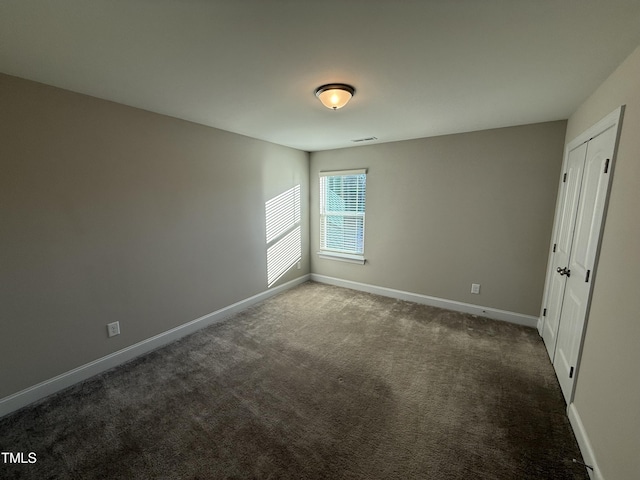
xmin=266 ymin=185 xmax=301 ymax=287
xmin=319 ymin=169 xmax=367 ymax=264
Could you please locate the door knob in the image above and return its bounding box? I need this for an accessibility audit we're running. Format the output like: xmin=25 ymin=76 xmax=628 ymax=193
xmin=557 ymin=267 xmax=571 ymax=277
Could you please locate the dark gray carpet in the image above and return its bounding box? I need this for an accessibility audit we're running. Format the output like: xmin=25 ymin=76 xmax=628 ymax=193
xmin=0 ymin=281 xmax=588 ymax=479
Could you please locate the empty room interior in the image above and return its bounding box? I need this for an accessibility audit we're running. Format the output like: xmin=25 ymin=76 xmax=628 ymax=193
xmin=1 ymin=2 xmax=639 ymax=479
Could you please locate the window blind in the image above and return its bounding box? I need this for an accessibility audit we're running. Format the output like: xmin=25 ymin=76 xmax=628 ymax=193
xmin=319 ymin=170 xmax=366 ymax=256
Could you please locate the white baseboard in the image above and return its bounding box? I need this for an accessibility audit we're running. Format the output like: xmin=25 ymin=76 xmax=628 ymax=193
xmin=537 ymin=317 xmax=544 ymax=336
xmin=0 ymin=274 xmax=310 ymax=419
xmin=568 ymin=403 xmax=603 ymax=480
xmin=310 ymin=274 xmax=538 ymax=328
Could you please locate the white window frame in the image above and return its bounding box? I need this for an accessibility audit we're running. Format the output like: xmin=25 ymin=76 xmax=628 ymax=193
xmin=318 ymin=169 xmax=367 ymax=264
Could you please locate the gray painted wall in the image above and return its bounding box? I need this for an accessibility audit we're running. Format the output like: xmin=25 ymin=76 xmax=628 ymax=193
xmin=565 ymin=45 xmax=640 ymax=480
xmin=310 ymin=122 xmax=567 ymax=316
xmin=0 ymin=74 xmax=310 ymax=399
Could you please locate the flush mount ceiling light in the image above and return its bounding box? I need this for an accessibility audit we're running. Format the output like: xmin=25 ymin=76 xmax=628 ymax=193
xmin=314 ymin=83 xmax=355 ymax=110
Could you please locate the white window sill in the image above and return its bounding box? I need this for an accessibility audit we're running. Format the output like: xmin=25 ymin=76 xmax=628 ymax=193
xmin=317 ymin=251 xmax=366 ymax=265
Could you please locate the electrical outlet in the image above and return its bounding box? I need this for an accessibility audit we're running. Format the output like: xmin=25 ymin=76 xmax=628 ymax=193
xmin=471 ymin=283 xmax=481 ymax=294
xmin=107 ymin=321 xmax=120 ymax=338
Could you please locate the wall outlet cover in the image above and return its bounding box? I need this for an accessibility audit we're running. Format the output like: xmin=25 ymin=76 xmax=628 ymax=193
xmin=107 ymin=321 xmax=120 ymax=337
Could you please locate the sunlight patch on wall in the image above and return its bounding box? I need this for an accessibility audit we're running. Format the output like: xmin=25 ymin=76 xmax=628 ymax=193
xmin=266 ymin=185 xmax=301 ymax=287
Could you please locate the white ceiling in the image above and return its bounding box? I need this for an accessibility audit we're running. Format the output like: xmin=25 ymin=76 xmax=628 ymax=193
xmin=1 ymin=1 xmax=639 ymax=152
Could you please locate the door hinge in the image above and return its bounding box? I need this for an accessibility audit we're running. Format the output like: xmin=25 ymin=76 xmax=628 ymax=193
xmin=543 ymin=308 xmax=547 ymax=317
xmin=604 ymin=158 xmax=610 ymax=173
xmin=569 ymin=366 xmax=574 ymax=378
xmin=563 ymin=173 xmax=567 ymax=183
xmin=553 ymin=243 xmax=557 ymax=253
xmin=585 ymin=269 xmax=591 ymax=282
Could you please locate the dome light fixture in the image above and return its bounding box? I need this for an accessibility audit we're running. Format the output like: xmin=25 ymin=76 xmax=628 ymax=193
xmin=314 ymin=83 xmax=355 ymax=110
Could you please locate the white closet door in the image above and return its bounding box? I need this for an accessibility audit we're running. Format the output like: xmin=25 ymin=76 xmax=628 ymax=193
xmin=555 ymin=125 xmax=617 ymax=402
xmin=542 ymin=142 xmax=587 ymax=360
xmin=540 ymin=106 xmax=623 ymax=404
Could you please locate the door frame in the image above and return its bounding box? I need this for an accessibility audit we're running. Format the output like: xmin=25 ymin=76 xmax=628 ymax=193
xmin=538 ymin=106 xmax=624 ymax=403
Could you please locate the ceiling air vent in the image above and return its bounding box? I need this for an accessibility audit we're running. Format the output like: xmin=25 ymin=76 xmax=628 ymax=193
xmin=351 ymin=136 xmax=378 ymax=143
